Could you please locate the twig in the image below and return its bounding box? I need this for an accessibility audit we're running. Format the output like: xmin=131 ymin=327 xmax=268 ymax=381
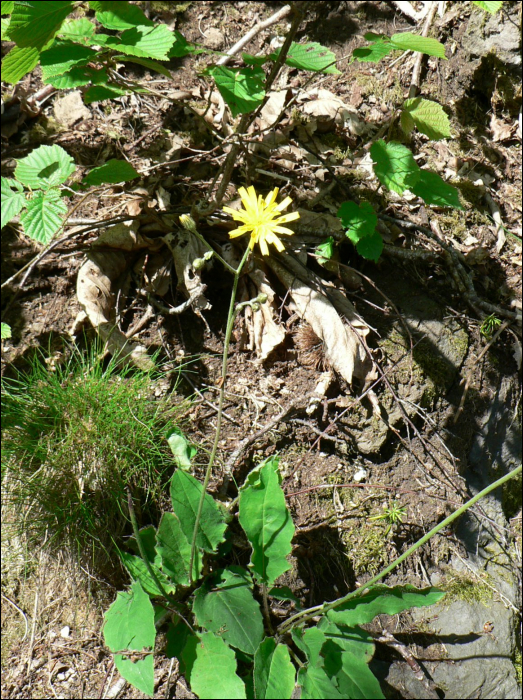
xmin=217 ymin=5 xmax=292 ymax=66
xmin=408 ymin=1 xmax=440 ymax=98
xmin=1 ymin=592 xmax=29 ymax=641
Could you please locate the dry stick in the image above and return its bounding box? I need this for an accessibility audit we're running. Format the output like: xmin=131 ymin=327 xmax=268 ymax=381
xmin=408 ymin=0 xmax=439 ymax=99
xmin=217 ymin=5 xmax=292 ymax=66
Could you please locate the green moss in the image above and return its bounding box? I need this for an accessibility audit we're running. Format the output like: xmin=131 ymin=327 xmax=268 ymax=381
xmin=513 ymin=648 xmax=522 ymax=686
xmin=341 ymin=522 xmax=387 ymax=576
xmin=355 ymin=74 xmax=404 ymax=105
xmin=440 ymin=571 xmax=493 ymax=606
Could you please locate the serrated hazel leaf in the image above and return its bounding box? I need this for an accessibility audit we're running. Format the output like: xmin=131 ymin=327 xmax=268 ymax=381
xmin=103 ymin=581 xmax=155 ymax=696
xmin=272 ymin=41 xmax=340 ymax=74
xmin=1 ymin=44 xmax=40 ymax=83
xmin=113 ymin=54 xmax=172 ymax=78
xmin=58 ymin=17 xmax=95 ymax=42
xmin=411 ymin=170 xmax=463 ymax=209
xmin=1 ymin=177 xmax=26 ymax=228
xmin=1 ymin=323 xmax=12 ymax=340
xmin=356 ymin=231 xmax=383 ymax=261
xmin=254 ymin=638 xmax=296 ymax=700
xmin=9 ymin=1 xmax=74 ymax=50
xmin=238 ymin=456 xmax=294 ymax=585
xmin=167 ymin=30 xmax=194 ymax=57
xmin=210 ymin=65 xmax=265 ymax=118
xmin=184 ymin=632 xmax=246 ymax=700
xmin=401 ymin=98 xmax=451 ymax=140
xmin=47 ymin=65 xmax=107 ymax=89
xmin=352 ymin=40 xmax=393 ymax=63
xmin=400 ymin=108 xmax=415 ymax=136
xmin=390 ymin=32 xmax=446 ymax=59
xmin=193 ymin=567 xmax=264 ymax=655
xmin=15 ymin=145 xmax=75 ymax=189
xmin=1 ymin=1 xmax=14 ymax=15
xmin=327 ymin=584 xmax=446 ymax=626
xmin=40 ymin=42 xmax=96 ymax=80
xmin=1 ymin=16 xmax=11 ymax=40
xmin=20 ymin=189 xmax=67 ymax=243
xmin=471 ymin=0 xmax=503 ymax=13
xmin=95 ymin=1 xmax=153 ymax=30
xmin=337 ymin=201 xmax=377 ymax=244
xmin=83 ymin=84 xmax=129 ymax=103
xmin=370 ymin=140 xmax=420 ymax=195
xmin=156 ymin=512 xmax=201 ymax=586
xmin=98 ymin=24 xmax=176 ymax=60
xmin=170 ymin=470 xmax=227 ymax=553
xmin=83 ymin=159 xmax=139 ymax=186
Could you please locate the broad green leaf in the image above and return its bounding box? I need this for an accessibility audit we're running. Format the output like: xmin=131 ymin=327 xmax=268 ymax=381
xmin=1 ymin=45 xmax=40 ymax=83
xmin=327 ymin=584 xmax=446 ymax=626
xmin=356 ymin=231 xmax=383 ymax=261
xmin=210 ymin=65 xmax=265 ymax=118
xmin=254 ymin=638 xmax=296 ymax=700
xmin=1 ymin=177 xmax=26 ymax=228
xmin=324 ymin=648 xmax=384 ymax=699
xmin=165 ymin=426 xmax=197 ymax=471
xmin=242 ymin=52 xmax=268 ymax=66
xmin=40 ymin=42 xmax=97 ymax=80
xmin=113 ymin=54 xmax=172 ymax=78
xmin=20 ymin=189 xmax=67 ymax=243
xmin=298 ymin=665 xmax=344 ymax=700
xmin=411 ymin=170 xmax=463 ymax=209
xmin=271 ymin=41 xmax=340 ymax=74
xmin=268 ymin=586 xmax=302 ymax=609
xmin=96 ymin=24 xmax=176 ymax=60
xmin=1 ymin=16 xmax=11 ymax=39
xmin=337 ymin=201 xmax=377 ymax=244
xmin=9 ymin=1 xmax=74 ymax=50
xmin=58 ymin=17 xmax=95 ymax=42
xmin=370 ymin=140 xmax=420 ymax=194
xmin=193 ymin=567 xmax=264 ymax=655
xmin=184 ymin=632 xmax=247 ymax=699
xmin=170 ymin=469 xmax=227 ymax=553
xmin=83 ymin=159 xmax=139 ymax=186
xmin=238 ymin=456 xmax=294 ymax=585
xmin=318 ymin=619 xmax=374 ymax=661
xmin=1 ymin=1 xmax=14 ymax=14
xmin=165 ymin=619 xmax=193 ymax=663
xmin=316 ymin=236 xmax=335 ymax=263
xmin=119 ymin=550 xmax=177 ymax=597
xmin=352 ymin=40 xmax=393 ymax=63
xmin=472 ymin=1 xmax=503 ymax=13
xmin=1 ymin=323 xmax=12 ymax=340
xmin=15 ymin=144 xmax=75 ymax=189
xmin=84 ymin=84 xmax=129 ymax=103
xmin=46 ymin=65 xmax=107 ymax=89
xmin=390 ymin=32 xmax=446 ymax=59
xmin=156 ymin=511 xmax=201 ymax=586
xmin=103 ymin=581 xmax=155 ymax=695
xmin=401 ymin=98 xmax=451 ymax=140
xmin=95 ymin=0 xmax=153 ymax=30
xmin=167 ymin=30 xmax=195 ymax=57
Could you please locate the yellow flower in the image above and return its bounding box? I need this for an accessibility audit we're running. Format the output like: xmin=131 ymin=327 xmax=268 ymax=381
xmin=223 ymin=186 xmax=300 ymax=256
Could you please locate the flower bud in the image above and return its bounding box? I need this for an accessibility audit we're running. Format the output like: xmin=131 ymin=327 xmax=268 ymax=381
xmin=256 ymin=293 xmax=268 ymax=304
xmin=193 ymin=257 xmax=204 ymax=270
xmin=251 ymin=302 xmax=261 ymax=312
xmin=179 ymin=214 xmax=197 ymax=233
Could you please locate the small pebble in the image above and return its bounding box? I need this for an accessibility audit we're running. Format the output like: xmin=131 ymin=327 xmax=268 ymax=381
xmin=353 ymin=468 xmax=368 ymax=483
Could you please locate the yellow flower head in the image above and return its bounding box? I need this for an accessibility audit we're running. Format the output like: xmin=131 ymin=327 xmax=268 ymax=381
xmin=222 ymin=186 xmax=300 ymax=256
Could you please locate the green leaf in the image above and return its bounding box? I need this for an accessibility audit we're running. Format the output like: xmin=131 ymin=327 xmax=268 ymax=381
xmin=15 ymin=144 xmax=75 ymax=189
xmin=97 ymin=24 xmax=176 ymax=60
xmin=170 ymin=470 xmax=227 ymax=553
xmin=46 ymin=65 xmax=107 ymax=89
xmin=166 ymin=619 xmax=193 ymax=663
xmin=1 ymin=323 xmax=12 ymax=340
xmin=268 ymin=586 xmax=302 ymax=609
xmin=83 ymin=159 xmax=139 ymax=186
xmin=324 ymin=648 xmax=384 ymax=699
xmin=1 ymin=1 xmax=14 ymax=14
xmin=370 ymin=140 xmax=420 ymax=194
xmin=352 ymin=40 xmax=393 ymax=63
xmin=318 ymin=619 xmax=374 ymax=661
xmin=95 ymin=0 xmax=153 ymax=30
xmin=390 ymin=32 xmax=446 ymax=59
xmin=238 ymin=456 xmax=295 ymax=585
xmin=1 ymin=45 xmax=40 ymax=83
xmin=337 ymin=201 xmax=377 ymax=244
xmin=193 ymin=567 xmax=264 ymax=655
xmin=298 ymin=665 xmax=344 ymax=700
xmin=83 ymin=84 xmax=129 ymax=103
xmin=40 ymin=41 xmax=97 ymax=80
xmin=327 ymin=584 xmax=446 ymax=626
xmin=120 ymin=532 xmax=177 ymax=597
xmin=411 ymin=170 xmax=463 ymax=209
xmin=254 ymin=638 xmax=296 ymax=700
xmin=20 ymin=189 xmax=67 ymax=243
xmin=1 ymin=16 xmax=11 ymax=39
xmin=316 ymin=236 xmax=335 ymax=263
xmin=1 ymin=177 xmax=26 ymax=228
xmin=58 ymin=17 xmax=95 ymax=42
xmin=356 ymin=231 xmax=383 ymax=261
xmin=9 ymin=1 xmax=74 ymax=50
xmin=401 ymin=98 xmax=451 ymax=140
xmin=271 ymin=41 xmax=340 ymax=74
xmin=242 ymin=52 xmax=268 ymax=66
xmin=210 ymin=65 xmax=265 ymax=118
xmin=156 ymin=512 xmax=201 ymax=586
xmin=113 ymin=54 xmax=172 ymax=78
xmin=184 ymin=632 xmax=247 ymax=699
xmin=167 ymin=30 xmax=194 ymax=57
xmin=103 ymin=581 xmax=155 ymax=696
xmin=165 ymin=426 xmax=197 ymax=471
xmin=471 ymin=1 xmax=503 ymax=13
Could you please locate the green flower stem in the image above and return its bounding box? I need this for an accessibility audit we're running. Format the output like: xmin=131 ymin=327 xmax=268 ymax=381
xmin=190 ymin=229 xmax=237 ymax=275
xmin=277 ymin=464 xmax=522 ymax=635
xmin=189 ymin=245 xmax=251 ymax=583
